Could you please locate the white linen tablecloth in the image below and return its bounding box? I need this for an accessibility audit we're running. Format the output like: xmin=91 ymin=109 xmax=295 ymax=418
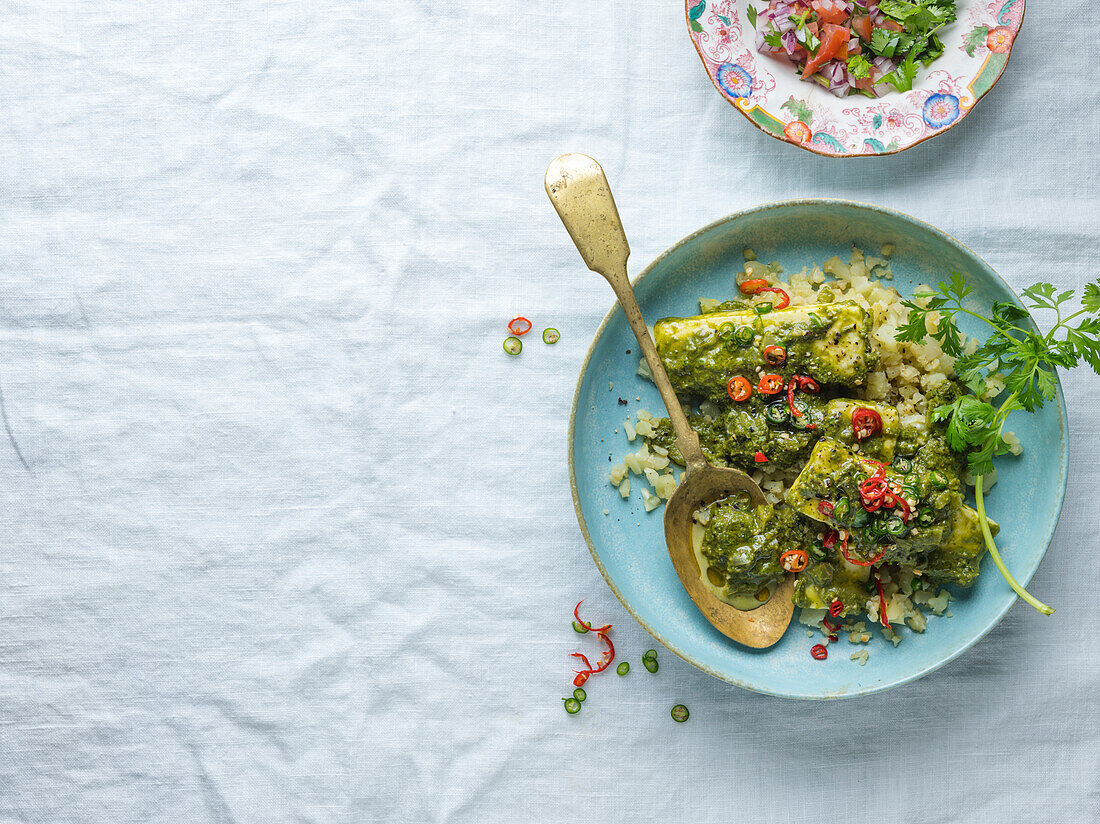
xmin=1 ymin=2 xmax=1098 ymax=822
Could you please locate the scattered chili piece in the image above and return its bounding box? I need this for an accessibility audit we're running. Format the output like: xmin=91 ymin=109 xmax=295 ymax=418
xmin=817 ymin=500 xmax=834 ymax=517
xmin=508 ymin=316 xmax=532 ymax=336
xmin=852 ymin=407 xmax=883 ymax=441
xmin=542 ymin=327 xmax=560 ymax=345
xmin=503 ymin=336 xmax=523 ymax=356
xmin=797 ymin=376 xmax=820 ymax=394
xmin=763 ymin=345 xmax=787 ymax=366
xmin=829 ymin=599 xmax=844 ymax=618
xmin=573 ymin=600 xmax=611 ymax=634
xmin=822 ymin=615 xmax=839 ymax=633
xmin=671 ymin=704 xmax=690 ymax=723
xmin=810 ymin=644 xmax=829 ymax=660
xmin=758 ymin=287 xmax=790 ymax=310
xmin=563 ymin=697 xmax=581 ymax=714
xmin=780 ymin=549 xmax=809 ymax=573
xmin=823 ymin=529 xmax=839 ymax=550
xmin=739 ymin=278 xmax=770 ymax=295
xmin=875 ymin=576 xmax=893 ymax=624
xmin=726 ymin=375 xmax=753 ymax=402
xmin=754 ymin=451 xmax=769 ymax=463
xmin=758 ymin=373 xmax=784 ymax=395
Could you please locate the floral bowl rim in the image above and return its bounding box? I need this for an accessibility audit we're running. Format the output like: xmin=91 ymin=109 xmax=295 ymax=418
xmin=685 ymin=0 xmax=1025 ymax=157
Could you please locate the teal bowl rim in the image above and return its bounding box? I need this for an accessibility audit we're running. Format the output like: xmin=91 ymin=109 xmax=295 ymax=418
xmin=567 ymin=197 xmax=1069 ymax=699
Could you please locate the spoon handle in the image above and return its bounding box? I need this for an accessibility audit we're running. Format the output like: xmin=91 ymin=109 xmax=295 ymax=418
xmin=545 ymin=153 xmax=706 ymax=471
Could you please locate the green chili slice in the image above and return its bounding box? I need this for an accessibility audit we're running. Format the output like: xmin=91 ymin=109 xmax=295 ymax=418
xmin=764 ymin=401 xmax=790 ymax=426
xmin=884 ymin=515 xmax=909 ymax=537
xmin=571 ymin=620 xmax=588 ymax=634
xmin=563 ymin=698 xmax=581 ymax=714
xmin=542 ymin=328 xmax=560 ymax=345
xmin=616 ymin=661 xmax=630 ymax=676
xmin=754 ymin=302 xmax=773 ymax=315
xmin=503 ymin=336 xmax=523 ymax=356
xmin=718 ymin=322 xmax=736 ymax=340
xmin=734 ymin=326 xmax=755 ymax=346
xmin=671 ymin=704 xmax=690 ymax=723
xmin=832 ymin=496 xmax=851 ymax=523
xmin=892 ymin=456 xmax=913 ymax=474
xmin=643 ymin=658 xmax=659 ymax=673
xmin=643 ymin=649 xmax=657 ymax=662
xmin=917 ymin=507 xmax=937 ymax=527
xmin=572 ymin=687 xmax=587 ymax=702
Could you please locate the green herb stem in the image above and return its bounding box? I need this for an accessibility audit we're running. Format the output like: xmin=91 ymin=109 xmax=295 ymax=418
xmin=974 ymin=474 xmax=1054 ymax=616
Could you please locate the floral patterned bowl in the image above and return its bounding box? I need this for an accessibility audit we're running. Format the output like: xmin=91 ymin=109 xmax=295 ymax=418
xmin=686 ymin=0 xmax=1024 ymax=156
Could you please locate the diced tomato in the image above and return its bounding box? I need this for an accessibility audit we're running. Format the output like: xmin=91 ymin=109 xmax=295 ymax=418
xmin=806 ymin=20 xmax=820 ymax=37
xmin=851 ymin=15 xmax=873 ymax=42
xmin=881 ymin=19 xmax=905 ymax=32
xmin=852 ymin=75 xmax=876 ymax=92
xmin=802 ymin=23 xmax=850 ymax=78
xmin=812 ymin=0 xmax=849 ymax=26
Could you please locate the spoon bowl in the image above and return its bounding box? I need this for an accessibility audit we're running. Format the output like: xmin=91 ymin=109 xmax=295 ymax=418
xmin=545 ymin=153 xmax=793 ymax=648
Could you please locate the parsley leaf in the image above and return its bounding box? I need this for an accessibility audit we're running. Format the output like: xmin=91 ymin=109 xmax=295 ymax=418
xmin=746 ymin=4 xmax=758 ymax=29
xmin=847 ymin=54 xmax=873 ymax=80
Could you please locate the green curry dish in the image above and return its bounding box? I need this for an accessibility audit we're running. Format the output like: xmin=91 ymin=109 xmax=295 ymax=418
xmin=786 ymin=437 xmax=995 ymax=574
xmin=697 ymin=496 xmax=812 ymax=604
xmin=653 ymin=301 xmax=877 ymax=403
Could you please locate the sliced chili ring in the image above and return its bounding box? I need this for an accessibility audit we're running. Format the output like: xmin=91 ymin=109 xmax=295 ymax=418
xmin=573 ymin=601 xmax=612 ymax=634
xmin=829 ymin=599 xmax=844 ymax=617
xmin=797 ymin=376 xmax=821 ymax=394
xmin=780 ymin=549 xmax=809 ymax=573
xmin=739 ymin=277 xmax=770 ymax=295
xmin=726 ymin=376 xmax=753 ymax=402
xmin=508 ymin=316 xmax=532 ymax=336
xmin=753 ymin=451 xmax=769 ymax=463
xmin=810 ymin=644 xmax=828 ymax=660
xmin=764 ymin=401 xmax=790 ymax=425
xmin=734 ymin=326 xmax=755 ymax=346
xmin=758 ymin=373 xmax=784 ymax=395
xmin=717 ymin=321 xmax=736 ymax=340
xmin=852 ymin=407 xmax=883 ymax=441
xmin=822 ymin=530 xmax=839 ymax=550
xmin=763 ymin=345 xmax=787 ymax=366
xmin=758 ymin=287 xmax=790 ymax=310
xmin=503 ymin=336 xmax=523 ymax=356
xmin=817 ymin=500 xmax=834 ymax=517
xmin=542 ymin=327 xmax=560 ymax=345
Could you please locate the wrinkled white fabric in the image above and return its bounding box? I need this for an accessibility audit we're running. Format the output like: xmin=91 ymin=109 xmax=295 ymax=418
xmin=0 ymin=2 xmax=1098 ymax=822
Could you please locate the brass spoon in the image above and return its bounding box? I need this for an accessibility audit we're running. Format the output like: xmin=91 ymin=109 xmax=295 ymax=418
xmin=545 ymin=153 xmax=794 ymax=649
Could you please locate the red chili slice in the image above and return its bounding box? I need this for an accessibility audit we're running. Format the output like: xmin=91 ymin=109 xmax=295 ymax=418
xmin=739 ymin=278 xmax=770 ymax=295
xmin=727 ymin=376 xmax=753 ymax=402
xmin=754 ymin=451 xmax=769 ymax=463
xmin=573 ymin=600 xmax=611 ymax=634
xmin=763 ymin=345 xmax=787 ymax=366
xmin=758 ymin=287 xmax=790 ymax=310
xmin=810 ymin=644 xmax=829 ymax=660
xmin=798 ymin=376 xmax=821 ymax=394
xmin=829 ymin=599 xmax=844 ymax=617
xmin=758 ymin=374 xmax=784 ymax=395
xmin=508 ymin=316 xmax=532 ymax=336
xmin=818 ymin=500 xmax=834 ymax=517
xmin=875 ymin=576 xmax=891 ymax=629
xmin=786 ymin=376 xmax=819 ymax=430
xmin=852 ymin=407 xmax=883 ymax=441
xmin=823 ymin=530 xmax=839 ymax=550
xmin=780 ymin=549 xmax=809 ymax=573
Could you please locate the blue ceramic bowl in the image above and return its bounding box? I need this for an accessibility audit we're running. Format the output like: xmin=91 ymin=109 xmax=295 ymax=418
xmin=569 ymin=200 xmax=1067 ymax=699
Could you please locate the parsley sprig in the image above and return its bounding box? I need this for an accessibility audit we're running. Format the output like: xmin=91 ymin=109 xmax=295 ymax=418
xmin=897 ymin=274 xmax=1100 ymax=614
